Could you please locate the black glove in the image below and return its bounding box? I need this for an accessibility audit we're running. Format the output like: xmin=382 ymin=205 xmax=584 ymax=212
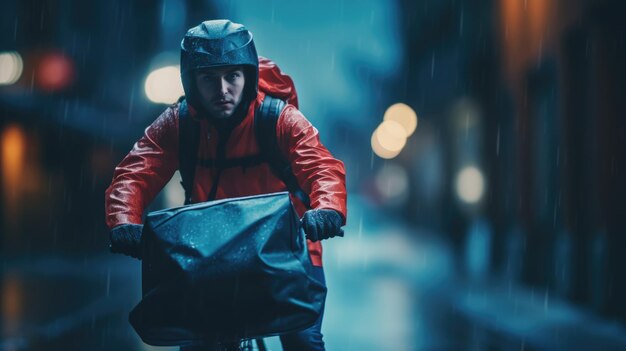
xmin=302 ymin=209 xmax=344 ymax=242
xmin=110 ymin=224 xmax=143 ymax=259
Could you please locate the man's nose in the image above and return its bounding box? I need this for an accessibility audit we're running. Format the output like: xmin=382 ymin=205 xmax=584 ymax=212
xmin=218 ymin=77 xmax=229 ymax=95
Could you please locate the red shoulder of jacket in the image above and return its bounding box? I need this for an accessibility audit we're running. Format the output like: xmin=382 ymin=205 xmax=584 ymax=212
xmin=275 ymin=105 xmax=348 ymax=224
xmin=104 ymin=105 xmax=181 ymax=229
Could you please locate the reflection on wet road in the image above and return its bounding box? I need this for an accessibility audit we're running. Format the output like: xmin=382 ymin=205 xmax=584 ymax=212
xmin=2 ymin=196 xmax=626 ymax=350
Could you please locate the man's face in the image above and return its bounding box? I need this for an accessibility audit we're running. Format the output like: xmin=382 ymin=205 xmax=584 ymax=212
xmin=195 ymin=66 xmax=246 ymax=119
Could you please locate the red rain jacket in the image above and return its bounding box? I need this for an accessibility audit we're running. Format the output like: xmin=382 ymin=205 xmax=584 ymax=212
xmin=105 ymin=57 xmax=347 ymax=266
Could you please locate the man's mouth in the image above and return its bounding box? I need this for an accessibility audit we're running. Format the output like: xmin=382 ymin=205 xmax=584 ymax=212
xmin=214 ymin=100 xmax=233 ymax=107
xmin=212 ymin=101 xmax=234 ymax=111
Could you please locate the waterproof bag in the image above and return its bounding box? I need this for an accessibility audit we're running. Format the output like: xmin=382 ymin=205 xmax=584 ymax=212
xmin=129 ymin=192 xmax=326 ymax=346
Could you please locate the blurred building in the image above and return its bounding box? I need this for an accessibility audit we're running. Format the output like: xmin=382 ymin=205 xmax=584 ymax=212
xmin=0 ymin=1 xmax=223 ymax=255
xmin=391 ymin=0 xmax=626 ymax=325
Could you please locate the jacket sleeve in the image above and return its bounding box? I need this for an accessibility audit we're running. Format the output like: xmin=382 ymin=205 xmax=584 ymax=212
xmin=276 ymin=105 xmax=347 ymax=223
xmin=105 ymin=107 xmax=179 ymax=229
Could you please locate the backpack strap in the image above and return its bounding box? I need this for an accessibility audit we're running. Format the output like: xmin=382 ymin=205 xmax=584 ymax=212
xmin=178 ymin=99 xmax=200 ymax=205
xmin=254 ymin=95 xmax=311 ymax=208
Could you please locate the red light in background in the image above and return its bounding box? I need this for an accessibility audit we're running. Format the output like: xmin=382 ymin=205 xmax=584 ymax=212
xmin=37 ymin=53 xmax=74 ymax=91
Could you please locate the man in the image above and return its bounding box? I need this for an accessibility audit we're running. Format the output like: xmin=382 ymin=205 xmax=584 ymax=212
xmin=105 ymin=19 xmax=347 ymax=351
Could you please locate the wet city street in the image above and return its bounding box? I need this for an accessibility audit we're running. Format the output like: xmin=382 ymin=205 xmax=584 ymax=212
xmin=2 ymin=195 xmax=626 ymax=351
xmin=2 ymin=0 xmax=626 ymax=350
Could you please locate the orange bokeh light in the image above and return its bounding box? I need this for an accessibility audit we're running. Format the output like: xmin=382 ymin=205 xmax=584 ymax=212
xmin=499 ymin=0 xmax=555 ymax=82
xmin=1 ymin=125 xmax=25 ymax=191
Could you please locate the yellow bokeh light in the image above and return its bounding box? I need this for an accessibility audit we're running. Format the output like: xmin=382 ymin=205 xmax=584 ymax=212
xmin=384 ymin=103 xmax=418 ymax=136
xmin=144 ymin=65 xmax=184 ymax=104
xmin=376 ymin=120 xmax=407 ymax=152
xmin=0 ymin=51 xmax=23 ymax=85
xmin=456 ymin=166 xmax=485 ymax=204
xmin=371 ymin=128 xmax=401 ymax=159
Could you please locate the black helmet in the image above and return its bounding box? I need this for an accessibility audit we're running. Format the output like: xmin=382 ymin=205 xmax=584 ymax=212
xmin=180 ymin=20 xmax=259 ymax=113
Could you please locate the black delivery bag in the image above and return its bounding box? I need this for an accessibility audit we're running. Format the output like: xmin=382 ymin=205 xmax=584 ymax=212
xmin=129 ymin=192 xmax=327 ymax=346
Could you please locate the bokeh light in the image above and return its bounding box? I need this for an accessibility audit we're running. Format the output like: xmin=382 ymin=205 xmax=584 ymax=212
xmin=376 ymin=120 xmax=407 ymax=152
xmin=144 ymin=65 xmax=184 ymax=104
xmin=0 ymin=52 xmax=23 ymax=85
xmin=38 ymin=53 xmax=75 ymax=91
xmin=371 ymin=132 xmax=400 ymax=159
xmin=455 ymin=166 xmax=485 ymax=204
xmin=375 ymin=163 xmax=410 ymax=204
xmin=1 ymin=125 xmax=26 ymax=221
xmin=371 ymin=120 xmax=409 ymax=159
xmin=384 ymin=103 xmax=418 ymax=136
xmin=1 ymin=124 xmax=25 ymax=189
